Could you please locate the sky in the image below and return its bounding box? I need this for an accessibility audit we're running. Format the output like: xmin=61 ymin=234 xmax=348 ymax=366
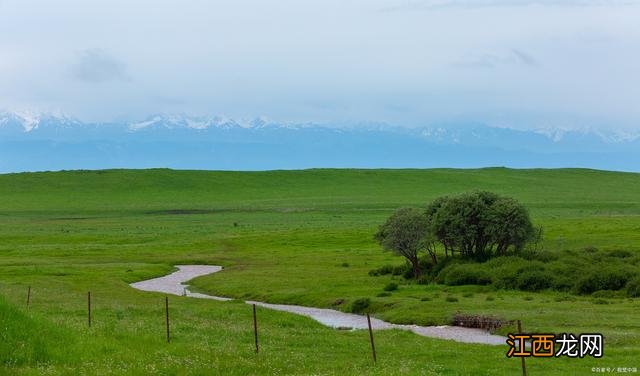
xmin=1 ymin=0 xmax=639 ymax=129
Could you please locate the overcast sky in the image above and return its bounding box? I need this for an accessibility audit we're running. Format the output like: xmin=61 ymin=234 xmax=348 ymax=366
xmin=1 ymin=0 xmax=639 ymax=129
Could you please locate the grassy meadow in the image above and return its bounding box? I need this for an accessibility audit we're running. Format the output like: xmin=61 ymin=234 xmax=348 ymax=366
xmin=0 ymin=168 xmax=639 ymax=375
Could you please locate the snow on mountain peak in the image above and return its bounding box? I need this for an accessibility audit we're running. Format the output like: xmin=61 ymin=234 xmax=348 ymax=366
xmin=593 ymin=128 xmax=640 ymax=143
xmin=533 ymin=127 xmax=571 ymax=142
xmin=127 ymin=114 xmax=290 ymax=131
xmin=128 ymin=114 xmax=231 ymax=131
xmin=2 ymin=110 xmax=638 ymax=146
xmin=0 ymin=110 xmax=43 ymax=131
xmin=533 ymin=125 xmax=640 ymax=144
xmin=0 ymin=109 xmax=81 ymax=132
xmin=13 ymin=110 xmax=42 ymax=131
xmin=128 ymin=115 xmax=165 ymax=131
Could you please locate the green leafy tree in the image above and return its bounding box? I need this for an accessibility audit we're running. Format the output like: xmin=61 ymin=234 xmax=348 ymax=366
xmin=375 ymin=207 xmax=432 ymax=279
xmin=375 ymin=192 xmax=537 ymax=278
xmin=486 ymin=196 xmax=536 ymax=255
xmin=429 ymin=191 xmax=536 ymax=261
xmin=425 ymin=196 xmax=452 ymax=258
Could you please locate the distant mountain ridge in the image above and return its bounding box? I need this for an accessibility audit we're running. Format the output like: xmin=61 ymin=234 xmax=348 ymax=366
xmin=1 ymin=110 xmax=639 ymax=172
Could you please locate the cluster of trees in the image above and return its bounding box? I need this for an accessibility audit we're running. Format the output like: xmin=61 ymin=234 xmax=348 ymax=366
xmin=375 ymin=191 xmax=540 ymax=279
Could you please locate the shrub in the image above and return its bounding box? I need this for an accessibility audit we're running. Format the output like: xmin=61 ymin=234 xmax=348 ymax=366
xmin=350 ymin=298 xmax=371 ymax=313
xmin=520 ymin=249 xmax=558 ymax=262
xmin=607 ymin=250 xmax=632 ymax=258
xmin=549 ymin=274 xmax=575 ymax=292
xmin=484 ymin=255 xmax=528 ymax=268
xmin=554 ymin=294 xmax=576 ymax=302
xmin=591 ymin=290 xmax=623 ymax=299
xmin=485 ymin=295 xmax=495 ymax=301
xmin=545 ymin=257 xmax=591 ymax=291
xmin=445 ymin=295 xmax=459 ymax=302
xmin=402 ymin=267 xmax=415 ymax=279
xmin=574 ymin=269 xmax=632 ymax=294
xmin=439 ymin=264 xmax=491 ymax=286
xmin=416 ymin=275 xmax=431 ymax=285
xmin=383 ymin=282 xmax=398 ymax=292
xmin=488 ymin=257 xmax=545 ymax=290
xmin=368 ymin=264 xmax=394 ymax=276
xmin=626 ymin=277 xmax=640 ymax=298
xmin=393 ymin=265 xmax=408 ymax=276
xmin=516 ymin=270 xmax=553 ymax=291
xmin=429 ymin=257 xmax=456 ymax=278
xmin=376 ymin=292 xmax=391 ymax=297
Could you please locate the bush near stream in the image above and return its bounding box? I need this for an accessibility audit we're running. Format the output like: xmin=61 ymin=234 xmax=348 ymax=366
xmin=439 ymin=264 xmax=492 ymax=286
xmin=370 ymin=248 xmax=640 ymax=296
xmin=350 ymin=298 xmax=371 ymax=313
xmin=374 ymin=192 xmax=542 ymax=282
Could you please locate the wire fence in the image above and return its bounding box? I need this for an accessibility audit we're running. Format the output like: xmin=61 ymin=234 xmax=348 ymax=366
xmin=21 ymin=286 xmax=529 ymax=372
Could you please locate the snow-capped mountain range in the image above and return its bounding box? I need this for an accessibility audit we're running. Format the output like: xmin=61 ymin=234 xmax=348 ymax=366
xmin=0 ymin=111 xmax=308 ymax=133
xmin=2 ymin=110 xmax=638 ymax=143
xmin=1 ymin=110 xmax=639 ymax=172
xmin=0 ymin=110 xmax=82 ymax=132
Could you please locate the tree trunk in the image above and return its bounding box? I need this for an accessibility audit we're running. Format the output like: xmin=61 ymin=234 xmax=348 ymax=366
xmin=428 ymin=250 xmax=438 ymax=264
xmin=411 ymin=258 xmax=421 ymax=279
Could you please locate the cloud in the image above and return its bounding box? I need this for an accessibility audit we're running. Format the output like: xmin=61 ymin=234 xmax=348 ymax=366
xmin=453 ymin=49 xmax=539 ymax=68
xmin=2 ymin=1 xmax=637 ymax=128
xmin=153 ymin=95 xmax=186 ymax=105
xmin=381 ymin=0 xmax=637 ymax=11
xmin=71 ymin=49 xmax=130 ymax=83
xmin=510 ymin=49 xmax=538 ymax=66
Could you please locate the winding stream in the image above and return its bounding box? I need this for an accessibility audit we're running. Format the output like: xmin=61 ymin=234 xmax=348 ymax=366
xmin=130 ymin=265 xmax=506 ymax=346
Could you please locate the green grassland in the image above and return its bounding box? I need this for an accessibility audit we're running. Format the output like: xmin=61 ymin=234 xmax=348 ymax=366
xmin=0 ymin=168 xmax=639 ymax=375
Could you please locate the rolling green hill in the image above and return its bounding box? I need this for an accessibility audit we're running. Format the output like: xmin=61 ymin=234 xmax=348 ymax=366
xmin=1 ymin=168 xmax=638 ymax=375
xmin=1 ymin=167 xmax=640 ymax=213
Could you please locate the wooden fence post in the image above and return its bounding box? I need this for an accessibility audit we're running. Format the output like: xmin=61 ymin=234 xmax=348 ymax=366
xmin=165 ymin=296 xmax=170 ymax=343
xmin=87 ymin=291 xmax=92 ymax=327
xmin=26 ymin=286 xmax=31 ymax=308
xmin=253 ymin=304 xmax=259 ymax=353
xmin=517 ymin=320 xmax=527 ymax=376
xmin=366 ymin=313 xmax=377 ymax=363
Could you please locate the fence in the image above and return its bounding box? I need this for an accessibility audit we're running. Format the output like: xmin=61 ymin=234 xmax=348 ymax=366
xmin=21 ymin=286 xmax=529 ymax=373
